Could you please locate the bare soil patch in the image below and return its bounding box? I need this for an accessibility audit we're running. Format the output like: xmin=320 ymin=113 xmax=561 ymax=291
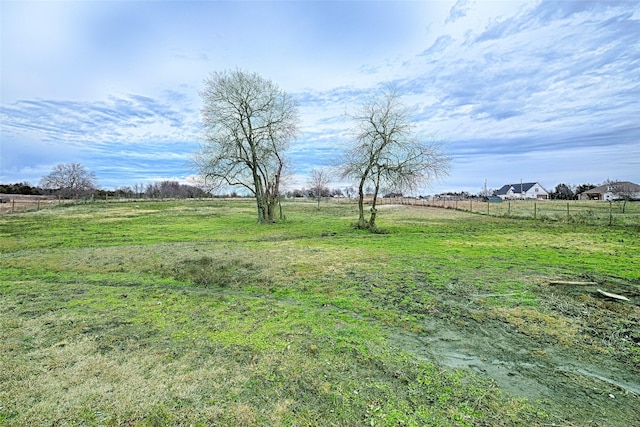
xmin=389 ymin=282 xmax=640 ymax=426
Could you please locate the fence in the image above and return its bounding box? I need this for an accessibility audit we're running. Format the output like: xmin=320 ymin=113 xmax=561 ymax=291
xmin=0 ymin=196 xmax=223 ymax=214
xmin=3 ymin=195 xmax=639 ymax=226
xmin=0 ymin=197 xmax=70 ymax=214
xmin=376 ymin=197 xmax=640 ymax=226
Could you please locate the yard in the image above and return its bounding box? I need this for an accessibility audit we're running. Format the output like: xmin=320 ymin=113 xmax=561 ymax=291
xmin=1 ymin=199 xmax=638 ymax=426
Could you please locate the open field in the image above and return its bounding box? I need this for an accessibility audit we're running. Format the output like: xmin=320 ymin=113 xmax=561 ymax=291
xmin=1 ymin=200 xmax=639 ymax=426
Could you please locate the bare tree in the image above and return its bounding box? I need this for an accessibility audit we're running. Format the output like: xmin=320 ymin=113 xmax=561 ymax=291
xmin=344 ymin=186 xmax=355 ymax=198
xmin=340 ymin=87 xmax=450 ymax=231
xmin=132 ymin=183 xmax=145 ymax=198
xmin=40 ymin=163 xmax=97 ymax=199
xmin=195 ymin=69 xmax=298 ymax=223
xmin=116 ymin=186 xmax=133 ymax=198
xmin=308 ymin=168 xmax=331 ymax=210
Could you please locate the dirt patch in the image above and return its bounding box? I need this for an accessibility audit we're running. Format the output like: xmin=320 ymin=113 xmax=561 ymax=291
xmin=347 ymin=268 xmax=640 ymax=424
xmin=389 ymin=303 xmax=640 ymax=426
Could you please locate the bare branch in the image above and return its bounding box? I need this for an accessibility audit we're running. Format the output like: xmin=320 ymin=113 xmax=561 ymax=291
xmin=40 ymin=163 xmax=98 ymax=199
xmin=340 ymin=86 xmax=450 ymax=230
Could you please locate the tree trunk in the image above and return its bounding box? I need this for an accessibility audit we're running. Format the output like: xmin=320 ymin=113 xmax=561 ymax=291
xmin=369 ymin=206 xmax=378 ymax=230
xmin=368 ymin=176 xmax=381 ymax=230
xmin=256 ymin=197 xmax=267 ymax=223
xmin=356 ymin=177 xmax=367 ymax=229
xmin=278 ymin=198 xmax=284 ymax=220
xmin=253 ymin=170 xmax=267 ymax=223
xmin=266 ymin=195 xmax=278 ymax=223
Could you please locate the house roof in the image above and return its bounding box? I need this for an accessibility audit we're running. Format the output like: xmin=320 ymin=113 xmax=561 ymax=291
xmin=495 ymin=182 xmax=540 ymax=195
xmin=580 ymin=181 xmax=640 ymax=194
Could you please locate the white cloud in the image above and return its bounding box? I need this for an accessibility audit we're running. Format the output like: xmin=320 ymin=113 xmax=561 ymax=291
xmin=1 ymin=0 xmax=639 ymax=192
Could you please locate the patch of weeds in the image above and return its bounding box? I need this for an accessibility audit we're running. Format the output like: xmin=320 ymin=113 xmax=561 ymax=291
xmin=568 ymin=209 xmax=597 ymax=225
xmin=490 ymin=306 xmax=580 ymax=345
xmin=342 ymin=270 xmax=440 ymax=329
xmin=541 ymin=290 xmax=640 ymax=367
xmin=168 ymin=256 xmax=271 ymax=289
xmin=370 ymin=226 xmax=390 ymax=234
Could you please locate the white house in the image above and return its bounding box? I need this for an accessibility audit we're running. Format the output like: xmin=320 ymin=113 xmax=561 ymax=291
xmin=578 ymin=181 xmax=640 ymax=201
xmin=495 ymin=182 xmax=549 ymax=200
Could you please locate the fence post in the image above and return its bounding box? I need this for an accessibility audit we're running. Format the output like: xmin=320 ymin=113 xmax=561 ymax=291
xmin=508 ymin=201 xmax=511 ymax=217
xmin=487 ymin=201 xmax=490 ymax=215
xmin=534 ymin=202 xmax=537 ymax=219
xmin=37 ymin=200 xmax=40 ymax=211
xmin=609 ymin=201 xmax=613 ymax=226
xmin=470 ymin=199 xmax=472 ymax=213
xmin=567 ymin=202 xmax=570 ymax=221
xmin=12 ymin=199 xmax=15 ymax=213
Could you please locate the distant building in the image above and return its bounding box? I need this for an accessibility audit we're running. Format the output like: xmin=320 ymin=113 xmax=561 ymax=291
xmin=578 ymin=181 xmax=640 ymax=201
xmin=495 ymin=182 xmax=549 ymax=200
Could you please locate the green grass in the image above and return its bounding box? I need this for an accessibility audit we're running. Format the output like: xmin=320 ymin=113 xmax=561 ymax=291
xmin=1 ymin=199 xmax=638 ymax=426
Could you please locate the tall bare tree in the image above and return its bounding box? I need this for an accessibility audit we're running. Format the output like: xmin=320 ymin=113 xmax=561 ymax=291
xmin=40 ymin=163 xmax=97 ymax=199
xmin=195 ymin=69 xmax=298 ymax=223
xmin=340 ymin=87 xmax=450 ymax=231
xmin=308 ymin=168 xmax=331 ymax=210
xmin=132 ymin=183 xmax=145 ymax=198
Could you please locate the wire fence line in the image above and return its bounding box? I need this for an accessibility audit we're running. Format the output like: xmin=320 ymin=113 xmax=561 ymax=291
xmin=375 ymin=197 xmax=640 ymax=226
xmin=2 ymin=194 xmax=639 ymax=226
xmin=0 ymin=195 xmax=163 ymax=214
xmin=0 ymin=197 xmax=70 ymax=214
xmin=0 ymin=195 xmax=237 ymax=215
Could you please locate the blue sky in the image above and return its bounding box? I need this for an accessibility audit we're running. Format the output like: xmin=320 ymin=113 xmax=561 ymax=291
xmin=1 ymin=0 xmax=639 ymax=195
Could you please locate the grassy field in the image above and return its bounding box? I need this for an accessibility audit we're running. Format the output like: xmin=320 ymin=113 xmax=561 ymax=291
xmin=1 ymin=199 xmax=639 ymax=426
xmin=380 ymin=198 xmax=640 ymax=226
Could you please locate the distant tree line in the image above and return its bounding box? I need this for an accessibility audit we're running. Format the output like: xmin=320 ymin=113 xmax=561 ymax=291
xmin=2 ymin=176 xmax=604 ymax=203
xmin=2 ymin=162 xmax=210 ymax=200
xmin=41 ymin=181 xmax=210 ymax=200
xmin=285 ymin=187 xmax=344 ymax=198
xmin=150 ymin=181 xmax=205 ymax=198
xmin=283 ymin=186 xmax=403 ymax=200
xmin=434 ymin=191 xmax=477 ymax=200
xmin=95 ymin=181 xmax=210 ymax=199
xmin=0 ymin=182 xmax=43 ymax=195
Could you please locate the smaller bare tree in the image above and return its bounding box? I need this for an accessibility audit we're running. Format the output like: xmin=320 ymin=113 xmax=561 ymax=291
xmin=132 ymin=183 xmax=145 ymax=198
xmin=40 ymin=163 xmax=97 ymax=199
xmin=340 ymin=87 xmax=450 ymax=231
xmin=344 ymin=186 xmax=355 ymax=198
xmin=308 ymin=168 xmax=331 ymax=210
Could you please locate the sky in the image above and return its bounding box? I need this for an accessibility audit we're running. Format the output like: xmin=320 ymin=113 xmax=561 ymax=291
xmin=1 ymin=0 xmax=639 ymax=196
